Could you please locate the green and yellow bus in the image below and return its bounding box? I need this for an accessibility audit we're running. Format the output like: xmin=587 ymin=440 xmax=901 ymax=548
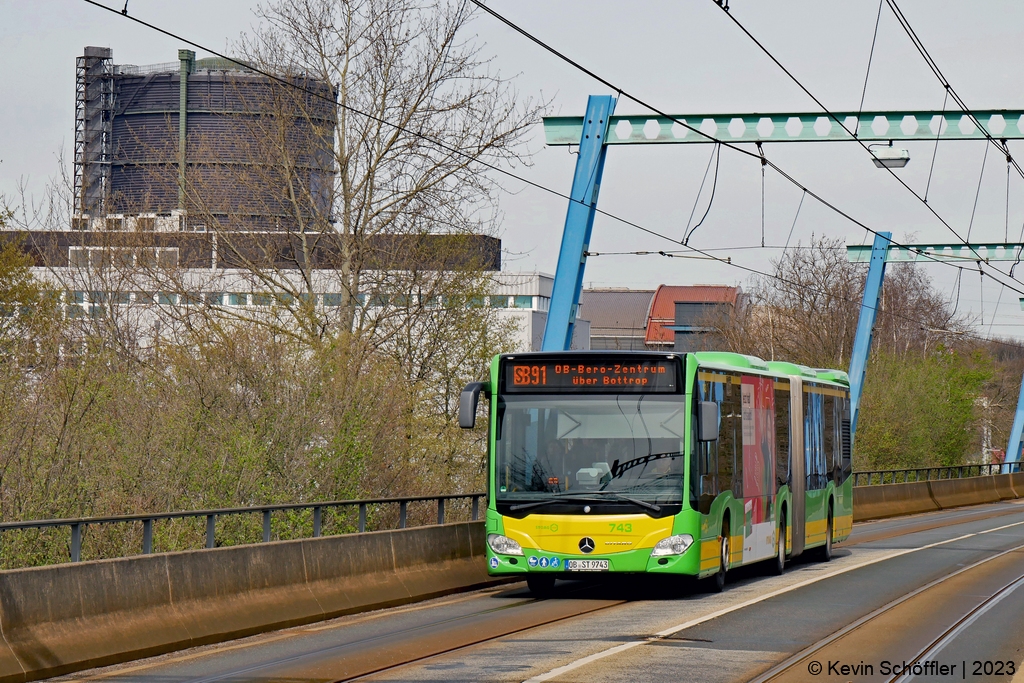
xmin=459 ymin=351 xmax=853 ymax=593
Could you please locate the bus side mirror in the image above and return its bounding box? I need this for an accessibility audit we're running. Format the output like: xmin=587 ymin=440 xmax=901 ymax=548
xmin=458 ymin=382 xmax=490 ymax=429
xmin=697 ymin=401 xmax=719 ymax=442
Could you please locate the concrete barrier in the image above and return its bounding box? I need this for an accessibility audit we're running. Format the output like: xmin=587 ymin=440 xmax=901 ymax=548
xmin=929 ymin=475 xmax=1003 ymax=509
xmin=854 ymin=472 xmax=1024 ymax=522
xmin=1011 ymin=472 xmax=1024 ymax=497
xmin=852 ymin=480 xmax=938 ymax=521
xmin=993 ymin=474 xmax=1017 ymax=500
xmin=0 ymin=521 xmax=491 ymax=683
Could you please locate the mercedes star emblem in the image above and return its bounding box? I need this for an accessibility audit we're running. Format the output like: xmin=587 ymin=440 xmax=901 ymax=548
xmin=578 ymin=537 xmax=595 ymax=554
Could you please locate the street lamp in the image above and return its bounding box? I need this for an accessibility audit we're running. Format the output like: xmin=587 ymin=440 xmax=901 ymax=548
xmin=869 ymin=141 xmax=910 ymax=169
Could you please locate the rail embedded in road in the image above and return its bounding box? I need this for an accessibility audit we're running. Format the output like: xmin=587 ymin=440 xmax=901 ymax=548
xmin=750 ymin=533 xmax=1024 ymax=682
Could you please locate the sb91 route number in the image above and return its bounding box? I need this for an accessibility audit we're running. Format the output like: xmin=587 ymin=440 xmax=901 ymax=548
xmin=513 ymin=365 xmax=547 ymax=386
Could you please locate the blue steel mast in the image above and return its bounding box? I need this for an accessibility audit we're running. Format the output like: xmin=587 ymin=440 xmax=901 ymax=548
xmin=848 ymin=231 xmax=891 ymax=443
xmin=1004 ymin=373 xmax=1024 ymax=473
xmin=541 ymin=95 xmax=616 ymax=351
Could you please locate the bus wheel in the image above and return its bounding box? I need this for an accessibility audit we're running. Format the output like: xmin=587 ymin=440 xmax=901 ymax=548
xmin=818 ymin=511 xmax=833 ymax=563
xmin=771 ymin=516 xmax=786 ymax=575
xmin=527 ymin=575 xmax=555 ymax=596
xmin=708 ymin=521 xmax=729 ymax=593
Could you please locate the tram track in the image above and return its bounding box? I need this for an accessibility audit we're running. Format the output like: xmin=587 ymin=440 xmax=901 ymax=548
xmin=304 ymin=591 xmax=626 ymax=683
xmin=749 ymin=533 xmax=1024 ymax=682
xmin=888 ymin=573 xmax=1024 ymax=683
xmin=60 ymin=584 xmax=626 ymax=683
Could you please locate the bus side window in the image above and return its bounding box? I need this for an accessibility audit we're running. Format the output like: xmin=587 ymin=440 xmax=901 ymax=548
xmin=840 ymin=396 xmax=852 ymax=480
xmin=730 ymin=376 xmax=743 ymax=499
xmin=804 ymin=387 xmax=826 ymax=491
xmin=775 ymin=385 xmax=790 ymax=488
xmin=824 ymin=394 xmax=837 ymax=485
xmin=719 ymin=375 xmax=739 ymax=499
xmin=695 ymin=377 xmax=720 ymax=514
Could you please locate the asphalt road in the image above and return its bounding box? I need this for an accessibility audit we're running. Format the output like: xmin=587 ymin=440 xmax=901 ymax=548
xmin=52 ymin=500 xmax=1024 ymax=683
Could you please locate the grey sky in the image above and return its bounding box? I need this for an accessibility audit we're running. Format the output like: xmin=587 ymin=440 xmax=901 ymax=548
xmin=2 ymin=0 xmax=1023 ymax=338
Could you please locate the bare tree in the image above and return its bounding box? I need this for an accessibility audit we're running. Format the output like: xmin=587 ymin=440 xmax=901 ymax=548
xmin=172 ymin=0 xmax=543 ymax=342
xmin=713 ymin=236 xmax=861 ymax=367
xmin=713 ymin=235 xmax=970 ymax=369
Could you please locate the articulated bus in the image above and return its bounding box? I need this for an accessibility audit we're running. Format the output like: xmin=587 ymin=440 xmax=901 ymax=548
xmin=459 ymin=351 xmax=853 ymax=593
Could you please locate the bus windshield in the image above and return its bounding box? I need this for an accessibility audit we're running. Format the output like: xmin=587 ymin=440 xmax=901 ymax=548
xmin=495 ymin=394 xmax=686 ymax=507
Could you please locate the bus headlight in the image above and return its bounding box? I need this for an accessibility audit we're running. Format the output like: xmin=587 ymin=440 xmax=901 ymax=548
xmin=487 ymin=534 xmax=524 ymax=556
xmin=651 ymin=534 xmax=693 ymax=557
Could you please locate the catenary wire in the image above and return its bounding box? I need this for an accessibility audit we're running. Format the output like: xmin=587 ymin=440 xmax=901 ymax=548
xmin=886 ymin=0 xmax=1024 ymax=283
xmin=684 ymin=143 xmax=721 ymax=244
xmin=759 ymin=141 xmax=766 ymax=247
xmin=989 ymin=284 xmax=1005 ymax=336
xmin=924 ymin=87 xmax=948 ymax=203
xmin=886 ymin=0 xmax=1024 ymax=297
xmin=83 ymin=0 xmax=1023 ymax=350
xmin=885 ymin=0 xmax=1024 ymax=184
xmin=711 ymin=1 xmax=1024 ymax=294
xmin=1006 ymin=147 xmax=1012 ymax=243
xmin=966 ymin=143 xmax=989 ymax=242
xmin=783 ymin=190 xmax=806 ymax=254
xmin=951 ymin=267 xmax=964 ymax=317
xmin=683 ymin=144 xmax=720 ymax=243
xmin=856 ymin=0 xmax=885 ymax=130
xmin=468 ymin=0 xmax=1024 ymax=299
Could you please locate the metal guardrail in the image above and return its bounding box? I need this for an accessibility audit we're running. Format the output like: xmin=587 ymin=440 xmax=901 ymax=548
xmin=2 ymin=493 xmax=485 ymax=564
xmin=852 ymin=464 xmax=1003 ymax=487
xmin=1 ymin=465 xmax=1010 ymax=566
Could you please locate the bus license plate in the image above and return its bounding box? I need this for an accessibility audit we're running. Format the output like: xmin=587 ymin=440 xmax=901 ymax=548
xmin=566 ymin=559 xmax=609 ymax=571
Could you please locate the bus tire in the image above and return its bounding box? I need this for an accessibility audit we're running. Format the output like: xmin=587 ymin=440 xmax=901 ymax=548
xmin=708 ymin=519 xmax=729 ymax=593
xmin=527 ymin=575 xmax=556 ymax=596
xmin=818 ymin=508 xmax=833 ymax=563
xmin=771 ymin=514 xmax=786 ymax=575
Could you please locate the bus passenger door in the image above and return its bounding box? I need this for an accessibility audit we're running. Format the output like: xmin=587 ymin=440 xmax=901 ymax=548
xmin=788 ymin=377 xmax=805 ymax=558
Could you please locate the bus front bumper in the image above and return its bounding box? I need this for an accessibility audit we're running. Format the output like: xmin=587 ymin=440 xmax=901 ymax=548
xmin=486 ymin=543 xmax=699 ymax=576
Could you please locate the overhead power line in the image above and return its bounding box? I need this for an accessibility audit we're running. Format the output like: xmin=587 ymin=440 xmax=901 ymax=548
xmin=711 ymin=0 xmax=1024 ymax=297
xmin=885 ymin=0 xmax=1024 ymax=183
xmin=856 ymin=0 xmax=885 ymax=126
xmin=83 ymin=0 xmax=1021 ymax=350
xmin=468 ymin=0 xmax=1024 ymax=300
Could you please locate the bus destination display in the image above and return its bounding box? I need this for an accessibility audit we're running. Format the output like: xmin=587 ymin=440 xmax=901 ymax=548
xmin=504 ymin=358 xmax=679 ymax=393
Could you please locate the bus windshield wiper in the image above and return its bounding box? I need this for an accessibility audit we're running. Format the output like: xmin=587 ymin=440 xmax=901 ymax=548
xmin=586 ymin=491 xmax=661 ymax=512
xmin=507 ymin=494 xmax=595 ymax=512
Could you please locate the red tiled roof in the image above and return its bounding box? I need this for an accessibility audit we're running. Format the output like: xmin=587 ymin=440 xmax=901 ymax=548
xmin=644 ymin=285 xmax=740 ymax=345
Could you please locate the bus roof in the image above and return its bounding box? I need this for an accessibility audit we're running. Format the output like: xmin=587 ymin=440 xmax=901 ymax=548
xmin=494 ymin=351 xmax=849 ymax=387
xmin=693 ymin=351 xmax=849 ymax=387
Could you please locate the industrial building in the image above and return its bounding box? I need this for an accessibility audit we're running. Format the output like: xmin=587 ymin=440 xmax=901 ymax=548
xmin=74 ymin=46 xmax=335 ymax=231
